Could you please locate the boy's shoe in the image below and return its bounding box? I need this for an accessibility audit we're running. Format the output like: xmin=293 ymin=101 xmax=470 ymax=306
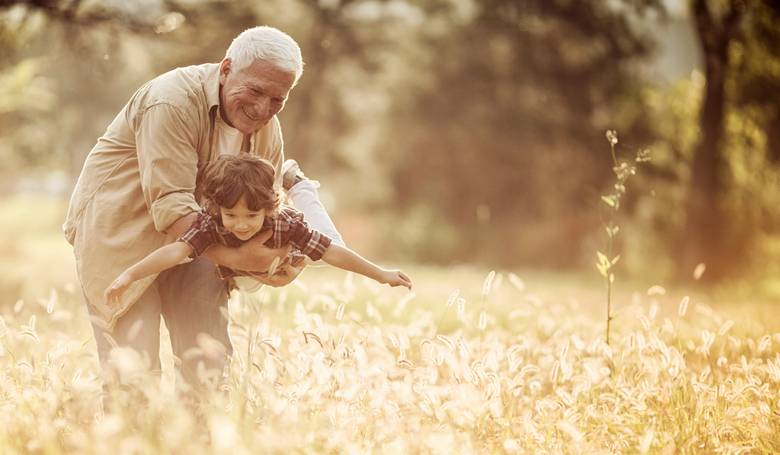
xmin=282 ymin=159 xmax=307 ymax=191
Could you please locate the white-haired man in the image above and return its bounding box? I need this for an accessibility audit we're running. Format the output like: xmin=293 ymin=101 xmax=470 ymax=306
xmin=64 ymin=26 xmax=343 ymax=389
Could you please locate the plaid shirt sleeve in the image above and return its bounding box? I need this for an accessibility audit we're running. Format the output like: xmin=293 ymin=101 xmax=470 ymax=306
xmin=269 ymin=206 xmax=332 ymax=261
xmin=177 ymin=210 xmax=219 ymax=257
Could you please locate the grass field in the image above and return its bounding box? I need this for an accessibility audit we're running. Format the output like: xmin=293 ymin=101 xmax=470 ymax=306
xmin=1 ymin=195 xmax=779 ymax=453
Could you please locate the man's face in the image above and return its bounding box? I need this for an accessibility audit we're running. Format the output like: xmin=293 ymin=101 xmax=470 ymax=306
xmin=218 ymin=58 xmax=295 ymax=134
xmin=220 ymin=196 xmax=267 ymax=241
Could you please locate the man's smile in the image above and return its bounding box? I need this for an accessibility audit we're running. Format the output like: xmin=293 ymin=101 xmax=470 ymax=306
xmin=242 ymin=106 xmax=259 ymax=121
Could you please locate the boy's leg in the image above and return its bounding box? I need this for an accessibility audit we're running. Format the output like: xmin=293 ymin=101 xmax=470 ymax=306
xmin=283 ymin=159 xmax=345 ymax=247
xmin=158 ymin=257 xmax=231 ymax=392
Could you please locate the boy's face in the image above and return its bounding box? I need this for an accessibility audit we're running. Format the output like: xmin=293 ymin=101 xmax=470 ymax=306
xmin=220 ymin=196 xmax=266 ymax=241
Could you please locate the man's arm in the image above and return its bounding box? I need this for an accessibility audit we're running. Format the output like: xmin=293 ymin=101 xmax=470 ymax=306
xmin=166 ymin=211 xmax=291 ymax=275
xmin=136 ymin=105 xmax=201 ymax=233
xmin=286 ymin=175 xmax=345 ymax=248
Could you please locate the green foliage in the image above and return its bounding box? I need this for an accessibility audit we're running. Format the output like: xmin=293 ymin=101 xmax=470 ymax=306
xmin=0 ymin=58 xmax=57 ymax=171
xmin=633 ymin=68 xmax=780 ymax=285
xmin=383 ymin=0 xmax=663 ymax=266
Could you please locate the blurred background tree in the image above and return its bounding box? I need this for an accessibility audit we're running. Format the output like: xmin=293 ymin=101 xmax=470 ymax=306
xmin=381 ymin=0 xmax=663 ymax=267
xmin=634 ymin=0 xmax=780 ymax=287
xmin=0 ymin=0 xmax=778 ymax=290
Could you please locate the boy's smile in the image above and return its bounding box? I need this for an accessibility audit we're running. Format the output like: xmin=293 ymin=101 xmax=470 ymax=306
xmin=220 ymin=196 xmax=266 ymax=241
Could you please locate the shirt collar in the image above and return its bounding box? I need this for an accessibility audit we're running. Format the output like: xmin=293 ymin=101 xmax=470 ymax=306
xmin=205 ymin=63 xmax=222 ymax=112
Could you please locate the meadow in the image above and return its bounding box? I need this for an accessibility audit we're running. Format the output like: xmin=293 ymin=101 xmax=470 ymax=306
xmin=1 ymin=195 xmax=779 ymax=454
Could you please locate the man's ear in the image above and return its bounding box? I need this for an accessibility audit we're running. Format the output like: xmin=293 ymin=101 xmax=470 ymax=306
xmin=219 ymin=58 xmax=232 ymax=84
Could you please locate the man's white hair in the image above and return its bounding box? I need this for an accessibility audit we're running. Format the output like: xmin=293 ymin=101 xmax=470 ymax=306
xmin=225 ymin=26 xmax=304 ymax=84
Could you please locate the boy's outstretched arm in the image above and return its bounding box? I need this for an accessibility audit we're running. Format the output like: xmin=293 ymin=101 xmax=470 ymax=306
xmin=321 ymin=244 xmax=412 ymax=289
xmin=105 ymin=241 xmax=194 ymax=304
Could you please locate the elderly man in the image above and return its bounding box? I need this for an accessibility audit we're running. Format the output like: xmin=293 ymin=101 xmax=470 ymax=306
xmin=64 ymin=26 xmax=342 ymax=388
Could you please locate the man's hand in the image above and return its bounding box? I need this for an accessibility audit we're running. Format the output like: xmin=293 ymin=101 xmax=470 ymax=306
xmin=237 ymin=230 xmax=291 ymax=271
xmin=205 ymin=229 xmax=290 ymax=272
xmin=250 ymin=262 xmax=306 ymax=287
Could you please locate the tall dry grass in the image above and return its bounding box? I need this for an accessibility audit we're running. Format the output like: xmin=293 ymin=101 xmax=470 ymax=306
xmin=1 ymin=271 xmax=779 ymax=454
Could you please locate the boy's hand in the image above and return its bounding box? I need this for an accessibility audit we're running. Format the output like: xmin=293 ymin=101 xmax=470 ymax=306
xmin=105 ymin=272 xmax=133 ymax=306
xmin=379 ymin=269 xmax=413 ymax=290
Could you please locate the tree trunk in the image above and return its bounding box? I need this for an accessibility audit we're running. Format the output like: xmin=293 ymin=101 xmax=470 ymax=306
xmin=680 ymin=0 xmax=741 ymax=282
xmin=767 ymin=111 xmax=780 ymax=164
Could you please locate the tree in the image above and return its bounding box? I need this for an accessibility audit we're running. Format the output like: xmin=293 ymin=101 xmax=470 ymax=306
xmin=732 ymin=1 xmax=780 ymax=163
xmin=681 ymin=0 xmax=780 ymax=281
xmin=381 ymin=0 xmax=663 ymax=265
xmin=0 ymin=0 xmax=188 ymax=182
xmin=680 ymin=0 xmax=745 ymax=281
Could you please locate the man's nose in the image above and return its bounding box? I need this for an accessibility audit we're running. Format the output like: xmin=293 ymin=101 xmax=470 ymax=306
xmin=253 ymin=97 xmax=271 ymax=119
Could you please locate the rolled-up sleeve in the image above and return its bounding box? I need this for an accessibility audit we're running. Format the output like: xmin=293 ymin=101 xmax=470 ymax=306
xmin=177 ymin=212 xmax=219 ymax=258
xmin=135 ymin=103 xmax=201 ymax=233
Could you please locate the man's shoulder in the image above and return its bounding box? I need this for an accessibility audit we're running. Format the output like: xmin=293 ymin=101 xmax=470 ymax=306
xmin=139 ymin=63 xmax=219 ymax=113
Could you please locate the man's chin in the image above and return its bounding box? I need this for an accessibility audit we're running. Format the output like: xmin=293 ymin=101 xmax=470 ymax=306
xmin=238 ymin=119 xmax=269 ymax=134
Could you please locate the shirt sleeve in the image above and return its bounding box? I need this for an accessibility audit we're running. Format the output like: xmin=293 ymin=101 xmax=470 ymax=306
xmin=277 ymin=208 xmax=332 ymax=261
xmin=177 ymin=211 xmax=219 ymax=257
xmin=135 ymin=103 xmax=201 ymax=233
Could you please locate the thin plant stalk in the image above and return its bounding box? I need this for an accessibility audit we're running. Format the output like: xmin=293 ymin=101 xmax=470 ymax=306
xmin=598 ymin=130 xmax=649 ymax=345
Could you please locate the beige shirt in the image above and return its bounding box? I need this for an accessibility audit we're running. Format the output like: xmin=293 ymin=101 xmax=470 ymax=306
xmin=64 ymin=63 xmax=284 ymax=329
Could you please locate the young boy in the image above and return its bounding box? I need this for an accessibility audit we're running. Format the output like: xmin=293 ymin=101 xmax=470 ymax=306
xmin=105 ymin=155 xmax=411 ymax=303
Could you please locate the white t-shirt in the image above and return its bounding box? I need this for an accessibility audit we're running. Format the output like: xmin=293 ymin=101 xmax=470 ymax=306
xmin=214 ymin=109 xmax=250 ymax=155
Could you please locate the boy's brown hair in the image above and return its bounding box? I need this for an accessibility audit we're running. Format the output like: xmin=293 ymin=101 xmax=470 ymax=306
xmin=200 ymin=154 xmax=281 ymax=215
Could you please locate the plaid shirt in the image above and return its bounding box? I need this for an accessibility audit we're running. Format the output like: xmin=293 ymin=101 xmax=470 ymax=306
xmin=178 ymin=205 xmax=332 ymax=280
